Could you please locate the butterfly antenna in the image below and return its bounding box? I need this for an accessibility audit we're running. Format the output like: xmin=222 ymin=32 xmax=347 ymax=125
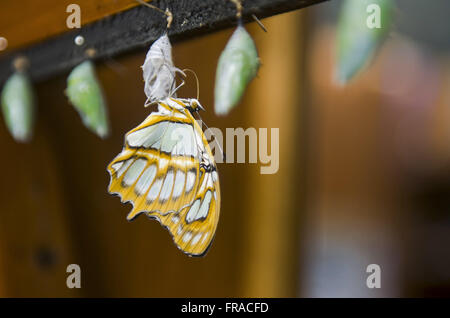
xmin=182 ymin=68 xmax=200 ymax=100
xmin=197 ymin=112 xmax=226 ymax=161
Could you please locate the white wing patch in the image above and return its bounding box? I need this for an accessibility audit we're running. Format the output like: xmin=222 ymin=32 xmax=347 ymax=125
xmin=186 ymin=199 xmax=201 ymax=223
xmin=197 ymin=190 xmax=213 ymax=220
xmin=185 ymin=188 xmax=213 ymax=223
xmin=185 ymin=169 xmax=196 ymax=193
xmin=192 ymin=233 xmax=202 ymax=245
xmin=172 ymin=169 xmax=186 ymax=199
xmin=147 ymin=178 xmax=163 ymax=203
xmin=113 ymin=159 xmax=132 ymax=178
xmin=126 ymin=123 xmax=165 ymax=148
xmin=135 ymin=164 xmax=157 ymax=195
xmin=123 ymin=158 xmax=147 ymax=186
xmin=159 ymin=169 xmax=175 ymax=202
xmin=127 ymin=121 xmax=199 ymax=157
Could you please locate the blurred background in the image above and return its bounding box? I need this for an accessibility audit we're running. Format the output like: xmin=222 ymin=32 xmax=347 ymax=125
xmin=0 ymin=0 xmax=449 ymax=297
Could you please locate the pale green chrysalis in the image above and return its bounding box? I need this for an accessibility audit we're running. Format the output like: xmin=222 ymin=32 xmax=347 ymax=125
xmin=66 ymin=60 xmax=109 ymax=138
xmin=336 ymin=0 xmax=393 ymax=84
xmin=1 ymin=71 xmax=35 ymax=143
xmin=214 ymin=24 xmax=260 ymax=115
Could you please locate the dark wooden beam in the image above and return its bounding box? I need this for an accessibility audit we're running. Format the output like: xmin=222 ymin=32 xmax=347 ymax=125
xmin=0 ymin=0 xmax=328 ymax=84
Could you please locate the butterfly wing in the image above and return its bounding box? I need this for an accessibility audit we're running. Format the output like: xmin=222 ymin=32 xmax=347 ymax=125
xmin=107 ymin=99 xmax=220 ymax=256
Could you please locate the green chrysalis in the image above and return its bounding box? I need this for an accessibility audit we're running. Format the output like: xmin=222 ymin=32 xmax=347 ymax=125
xmin=66 ymin=60 xmax=109 ymax=138
xmin=1 ymin=71 xmax=35 ymax=143
xmin=214 ymin=24 xmax=260 ymax=115
xmin=336 ymin=0 xmax=393 ymax=84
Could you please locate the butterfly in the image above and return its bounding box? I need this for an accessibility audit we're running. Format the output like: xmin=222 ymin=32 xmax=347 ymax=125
xmin=107 ymin=97 xmax=221 ymax=256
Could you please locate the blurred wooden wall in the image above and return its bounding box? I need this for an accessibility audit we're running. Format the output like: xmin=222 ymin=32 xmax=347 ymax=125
xmin=0 ymin=10 xmax=307 ymax=297
xmin=299 ymin=22 xmax=450 ymax=297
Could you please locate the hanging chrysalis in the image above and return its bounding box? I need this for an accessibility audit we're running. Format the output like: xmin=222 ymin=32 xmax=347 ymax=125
xmin=336 ymin=0 xmax=393 ymax=83
xmin=135 ymin=0 xmax=180 ymax=105
xmin=214 ymin=16 xmax=260 ymax=115
xmin=1 ymin=57 xmax=35 ymax=143
xmin=66 ymin=59 xmax=109 ymax=138
xmin=142 ymin=32 xmax=183 ymax=105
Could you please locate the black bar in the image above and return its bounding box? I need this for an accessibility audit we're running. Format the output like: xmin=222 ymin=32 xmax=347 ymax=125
xmin=0 ymin=298 xmax=442 ymax=315
xmin=0 ymin=0 xmax=328 ymax=85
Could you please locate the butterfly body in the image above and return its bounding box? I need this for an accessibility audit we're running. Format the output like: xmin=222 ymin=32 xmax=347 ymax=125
xmin=107 ymin=97 xmax=220 ymax=256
